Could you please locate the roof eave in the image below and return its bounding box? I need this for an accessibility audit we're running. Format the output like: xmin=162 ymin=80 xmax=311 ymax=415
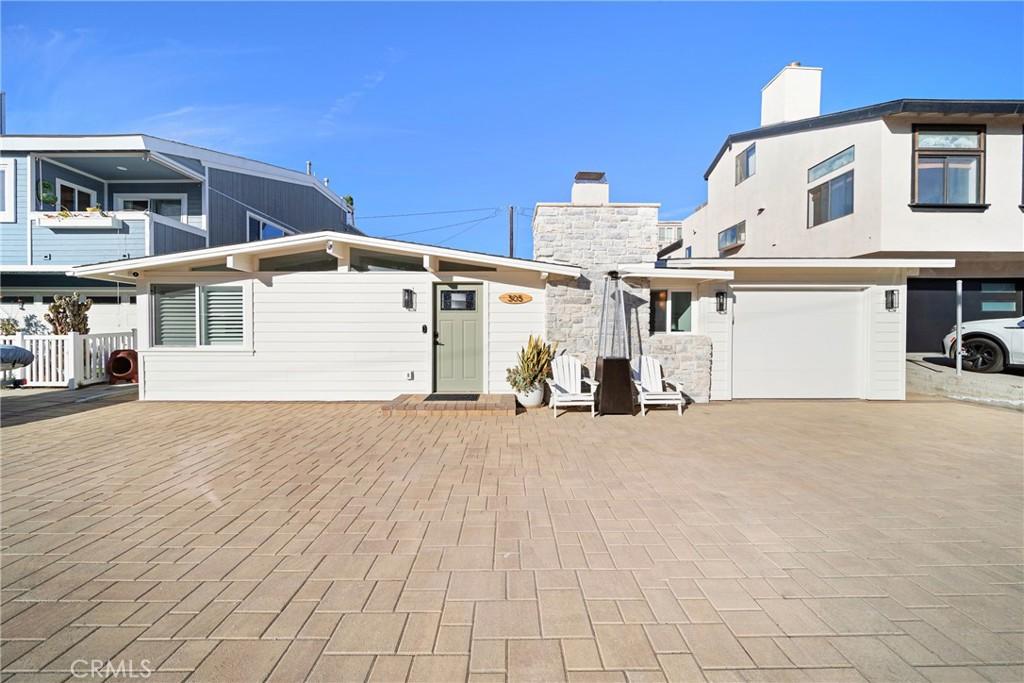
xmin=69 ymin=231 xmax=582 ymax=280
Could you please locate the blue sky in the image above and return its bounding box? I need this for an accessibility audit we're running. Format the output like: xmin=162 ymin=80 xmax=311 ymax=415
xmin=3 ymin=2 xmax=1022 ymax=257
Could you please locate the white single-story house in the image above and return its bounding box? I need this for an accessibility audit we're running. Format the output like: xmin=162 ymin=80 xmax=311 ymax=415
xmin=70 ymin=174 xmax=955 ymax=404
xmin=70 ymin=232 xmax=579 ymax=401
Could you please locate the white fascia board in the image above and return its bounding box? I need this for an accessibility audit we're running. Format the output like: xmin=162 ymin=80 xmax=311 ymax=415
xmin=69 ymin=231 xmax=582 ymax=280
xmin=618 ymin=265 xmax=734 ymax=281
xmin=664 ymin=258 xmax=957 ymax=269
xmin=0 ymin=135 xmax=148 ymax=152
xmin=148 ymin=152 xmax=206 ymax=181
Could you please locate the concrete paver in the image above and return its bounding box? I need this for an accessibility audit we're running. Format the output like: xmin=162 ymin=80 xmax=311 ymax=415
xmin=1 ymin=396 xmax=1021 ymax=681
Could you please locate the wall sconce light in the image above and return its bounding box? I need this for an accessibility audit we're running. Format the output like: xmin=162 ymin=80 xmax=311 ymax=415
xmin=402 ymin=288 xmax=416 ymax=310
xmin=17 ymin=298 xmax=25 ymax=311
xmin=885 ymin=289 xmax=899 ymax=311
xmin=716 ymin=291 xmax=728 ymax=314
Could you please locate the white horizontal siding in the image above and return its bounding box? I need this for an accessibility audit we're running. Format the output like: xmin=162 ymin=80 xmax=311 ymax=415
xmin=866 ymin=283 xmax=907 ymax=400
xmin=140 ymin=270 xmax=547 ymax=401
xmin=485 ymin=276 xmax=547 ymax=393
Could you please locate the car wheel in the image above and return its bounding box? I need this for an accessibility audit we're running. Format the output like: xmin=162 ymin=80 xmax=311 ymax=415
xmin=961 ymin=337 xmax=1005 ymax=373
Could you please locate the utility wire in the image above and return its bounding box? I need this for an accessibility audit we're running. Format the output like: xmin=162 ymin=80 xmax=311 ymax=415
xmin=436 ymin=212 xmax=503 ymax=246
xmin=357 ymin=207 xmax=499 ymax=220
xmin=381 ymin=209 xmax=501 ymax=238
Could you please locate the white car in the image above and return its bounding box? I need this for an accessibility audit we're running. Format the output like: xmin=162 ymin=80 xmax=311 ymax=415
xmin=943 ymin=317 xmax=1024 ymax=373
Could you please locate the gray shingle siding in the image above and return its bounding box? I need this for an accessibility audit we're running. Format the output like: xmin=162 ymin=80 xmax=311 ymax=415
xmin=153 ymin=222 xmax=205 ymax=255
xmin=207 ymin=168 xmax=350 ymax=246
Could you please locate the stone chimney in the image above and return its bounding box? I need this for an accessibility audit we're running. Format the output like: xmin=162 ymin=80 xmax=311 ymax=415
xmin=571 ymin=171 xmax=609 ymax=205
xmin=760 ymin=63 xmax=822 ymax=126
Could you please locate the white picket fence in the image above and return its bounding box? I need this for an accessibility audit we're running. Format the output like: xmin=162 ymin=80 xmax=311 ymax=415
xmin=1 ymin=330 xmax=136 ymax=388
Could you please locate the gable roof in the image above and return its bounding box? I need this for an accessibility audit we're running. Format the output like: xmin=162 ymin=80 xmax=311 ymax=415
xmin=704 ymin=99 xmax=1024 ymax=179
xmin=68 ymin=230 xmax=582 ymax=281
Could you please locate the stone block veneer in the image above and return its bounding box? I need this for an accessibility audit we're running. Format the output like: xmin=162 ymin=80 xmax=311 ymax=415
xmin=533 ymin=204 xmax=712 ymax=402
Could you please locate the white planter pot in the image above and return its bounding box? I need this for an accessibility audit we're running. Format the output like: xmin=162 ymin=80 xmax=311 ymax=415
xmin=515 ymin=385 xmax=544 ymax=408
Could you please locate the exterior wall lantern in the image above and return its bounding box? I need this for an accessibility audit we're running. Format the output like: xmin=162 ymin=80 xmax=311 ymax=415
xmin=402 ymin=288 xmax=416 ymax=311
xmin=885 ymin=289 xmax=899 ymax=312
xmin=715 ymin=291 xmax=728 ymax=314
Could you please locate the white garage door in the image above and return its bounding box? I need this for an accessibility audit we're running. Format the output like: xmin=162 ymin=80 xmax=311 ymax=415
xmin=732 ymin=288 xmax=864 ymax=399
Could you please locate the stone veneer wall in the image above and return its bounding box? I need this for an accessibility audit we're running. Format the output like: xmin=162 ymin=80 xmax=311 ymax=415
xmin=533 ymin=204 xmax=713 ymax=402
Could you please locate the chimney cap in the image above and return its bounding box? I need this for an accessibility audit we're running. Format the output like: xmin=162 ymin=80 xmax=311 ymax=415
xmin=788 ymin=61 xmax=801 ymax=66
xmin=574 ymin=171 xmax=607 ymax=183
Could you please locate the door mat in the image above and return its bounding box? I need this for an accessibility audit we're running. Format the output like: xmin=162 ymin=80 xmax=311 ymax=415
xmin=424 ymin=393 xmax=480 ymax=401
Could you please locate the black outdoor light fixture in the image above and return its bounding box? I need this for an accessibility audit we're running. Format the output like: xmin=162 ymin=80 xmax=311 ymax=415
xmin=402 ymin=288 xmax=415 ymax=310
xmin=885 ymin=289 xmax=899 ymax=311
xmin=716 ymin=291 xmax=728 ymax=314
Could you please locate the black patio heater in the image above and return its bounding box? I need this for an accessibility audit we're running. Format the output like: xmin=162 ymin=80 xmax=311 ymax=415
xmin=595 ymin=271 xmax=634 ymax=414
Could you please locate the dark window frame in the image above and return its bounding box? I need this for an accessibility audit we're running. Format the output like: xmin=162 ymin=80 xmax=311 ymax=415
xmin=735 ymin=143 xmax=756 ymax=185
xmin=807 ymin=170 xmax=855 ymax=228
xmin=911 ymin=123 xmax=986 ymax=207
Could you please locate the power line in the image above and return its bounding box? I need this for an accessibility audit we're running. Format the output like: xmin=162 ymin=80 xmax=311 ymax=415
xmin=436 ymin=212 xmax=502 ymax=246
xmin=357 ymin=207 xmax=500 ymax=220
xmin=380 ymin=209 xmax=502 ymax=238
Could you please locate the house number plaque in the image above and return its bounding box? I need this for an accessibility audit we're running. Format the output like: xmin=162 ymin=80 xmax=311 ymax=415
xmin=499 ymin=292 xmax=533 ymax=305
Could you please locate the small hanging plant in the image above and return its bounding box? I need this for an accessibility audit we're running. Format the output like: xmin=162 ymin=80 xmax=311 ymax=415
xmin=506 ymin=335 xmax=557 ymax=393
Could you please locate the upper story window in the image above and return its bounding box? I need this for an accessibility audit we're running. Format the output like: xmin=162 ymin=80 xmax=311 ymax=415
xmin=152 ymin=284 xmax=244 ymax=347
xmin=912 ymin=125 xmax=985 ymax=206
xmin=0 ymin=159 xmax=14 ymax=223
xmin=56 ymin=178 xmax=96 ymax=211
xmin=808 ymin=146 xmax=855 ymax=182
xmin=114 ymin=193 xmax=188 ymax=223
xmin=718 ymin=221 xmax=746 ymax=252
xmin=650 ymin=289 xmax=693 ymax=333
xmin=247 ymin=212 xmax=291 ymax=241
xmin=735 ymin=144 xmax=756 ymax=185
xmin=808 ymin=170 xmax=854 ymax=227
xmin=657 ymin=223 xmax=683 ymax=244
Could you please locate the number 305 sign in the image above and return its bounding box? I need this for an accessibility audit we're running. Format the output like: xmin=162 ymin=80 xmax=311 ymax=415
xmin=498 ymin=292 xmax=533 ymax=305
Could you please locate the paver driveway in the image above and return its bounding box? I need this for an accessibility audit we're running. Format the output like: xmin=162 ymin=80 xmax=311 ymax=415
xmin=1 ymin=395 xmax=1022 ymax=682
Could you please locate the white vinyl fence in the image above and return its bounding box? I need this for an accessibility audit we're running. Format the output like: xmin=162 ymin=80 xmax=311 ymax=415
xmin=1 ymin=330 xmax=136 ymax=388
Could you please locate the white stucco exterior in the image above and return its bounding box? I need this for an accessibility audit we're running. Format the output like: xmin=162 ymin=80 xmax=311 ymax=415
xmin=682 ymin=115 xmax=1024 ymax=266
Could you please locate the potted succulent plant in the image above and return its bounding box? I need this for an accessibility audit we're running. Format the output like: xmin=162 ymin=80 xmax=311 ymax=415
xmin=506 ymin=335 xmax=557 ymax=408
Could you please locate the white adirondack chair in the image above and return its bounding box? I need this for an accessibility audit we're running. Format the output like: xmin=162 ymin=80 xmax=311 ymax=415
xmin=632 ymin=355 xmax=686 ymax=416
xmin=546 ymin=355 xmax=599 ymax=418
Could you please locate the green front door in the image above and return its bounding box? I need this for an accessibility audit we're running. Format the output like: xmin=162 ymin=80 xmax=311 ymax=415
xmin=434 ymin=283 xmax=483 ymax=393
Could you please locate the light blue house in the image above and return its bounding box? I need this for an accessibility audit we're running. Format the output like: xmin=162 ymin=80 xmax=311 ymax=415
xmin=0 ymin=134 xmax=357 ymax=331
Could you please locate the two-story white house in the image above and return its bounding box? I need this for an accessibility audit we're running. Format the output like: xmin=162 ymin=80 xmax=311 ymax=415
xmin=679 ymin=64 xmax=1024 ymax=352
xmin=0 ymin=134 xmax=357 ymax=333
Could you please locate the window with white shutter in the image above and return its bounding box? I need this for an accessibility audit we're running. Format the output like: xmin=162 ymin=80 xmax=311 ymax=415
xmin=152 ymin=284 xmax=245 ymax=347
xmin=200 ymin=287 xmax=244 ymax=345
xmin=152 ymin=284 xmax=197 ymax=346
